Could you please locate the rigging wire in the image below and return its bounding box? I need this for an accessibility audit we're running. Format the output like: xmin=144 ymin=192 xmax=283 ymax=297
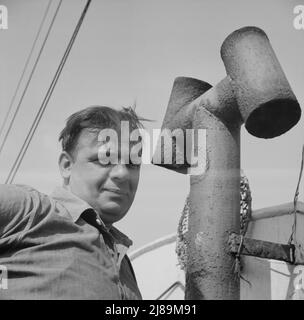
xmin=0 ymin=0 xmax=63 ymax=157
xmin=288 ymin=143 xmax=304 ymax=246
xmin=5 ymin=0 xmax=92 ymax=184
xmin=0 ymin=0 xmax=52 ymax=141
xmin=155 ymin=281 xmax=185 ymax=300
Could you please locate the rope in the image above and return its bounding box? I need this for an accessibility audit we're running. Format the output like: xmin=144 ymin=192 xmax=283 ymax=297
xmin=0 ymin=0 xmax=63 ymax=157
xmin=288 ymin=144 xmax=304 ymax=246
xmin=0 ymin=0 xmax=52 ymax=141
xmin=5 ymin=0 xmax=92 ymax=184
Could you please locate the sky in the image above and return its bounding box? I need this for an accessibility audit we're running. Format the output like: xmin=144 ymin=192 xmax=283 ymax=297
xmin=0 ymin=0 xmax=304 ymax=251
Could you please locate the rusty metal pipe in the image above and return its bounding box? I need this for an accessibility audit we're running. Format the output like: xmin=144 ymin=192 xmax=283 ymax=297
xmin=185 ymin=78 xmax=241 ymax=300
xmin=221 ymin=27 xmax=301 ymax=138
xmin=152 ymin=26 xmax=301 ymax=300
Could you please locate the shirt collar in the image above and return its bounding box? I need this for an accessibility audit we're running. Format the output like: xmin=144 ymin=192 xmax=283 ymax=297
xmin=50 ymin=186 xmax=133 ymax=248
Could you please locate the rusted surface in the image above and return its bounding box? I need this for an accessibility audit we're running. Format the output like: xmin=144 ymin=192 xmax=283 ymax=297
xmin=221 ymin=26 xmax=301 ymax=138
xmin=186 ymin=84 xmax=241 ymax=300
xmin=152 ymin=26 xmax=301 ymax=300
xmin=152 ymin=77 xmax=212 ymax=172
xmin=228 ymin=232 xmax=295 ymax=264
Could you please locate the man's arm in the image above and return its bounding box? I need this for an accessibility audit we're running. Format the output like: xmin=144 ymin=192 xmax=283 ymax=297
xmin=0 ymin=184 xmax=34 ymax=238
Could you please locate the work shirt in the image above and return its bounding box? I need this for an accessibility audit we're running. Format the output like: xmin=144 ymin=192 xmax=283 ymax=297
xmin=0 ymin=184 xmax=142 ymax=300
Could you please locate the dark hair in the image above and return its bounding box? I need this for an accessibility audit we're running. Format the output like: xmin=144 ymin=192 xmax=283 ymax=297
xmin=59 ymin=105 xmax=146 ymax=155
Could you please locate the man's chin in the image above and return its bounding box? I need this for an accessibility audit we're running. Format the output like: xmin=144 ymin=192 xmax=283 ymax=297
xmin=98 ymin=204 xmax=127 ymax=224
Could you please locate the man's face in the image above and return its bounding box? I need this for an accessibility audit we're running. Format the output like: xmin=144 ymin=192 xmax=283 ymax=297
xmin=66 ymin=128 xmax=141 ymax=226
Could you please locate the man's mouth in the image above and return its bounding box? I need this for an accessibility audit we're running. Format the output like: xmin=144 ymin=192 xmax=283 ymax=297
xmin=102 ymin=188 xmax=128 ymax=195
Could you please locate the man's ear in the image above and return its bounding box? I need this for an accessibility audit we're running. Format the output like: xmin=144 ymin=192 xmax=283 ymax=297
xmin=58 ymin=151 xmax=74 ymax=180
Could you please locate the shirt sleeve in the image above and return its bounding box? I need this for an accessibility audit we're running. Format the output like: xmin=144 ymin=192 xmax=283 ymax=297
xmin=0 ymin=184 xmax=37 ymax=238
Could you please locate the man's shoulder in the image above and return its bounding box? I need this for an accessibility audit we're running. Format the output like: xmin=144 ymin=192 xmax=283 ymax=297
xmin=0 ymin=184 xmax=52 ymax=208
xmin=0 ymin=184 xmax=54 ymax=237
xmin=0 ymin=183 xmax=46 ymax=196
xmin=1 ymin=183 xmax=37 ymax=192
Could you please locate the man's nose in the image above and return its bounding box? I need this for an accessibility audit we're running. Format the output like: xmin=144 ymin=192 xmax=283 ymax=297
xmin=109 ymin=164 xmax=129 ymax=181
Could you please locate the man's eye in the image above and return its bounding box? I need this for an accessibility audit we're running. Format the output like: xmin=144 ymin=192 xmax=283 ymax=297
xmin=92 ymin=159 xmax=112 ymax=167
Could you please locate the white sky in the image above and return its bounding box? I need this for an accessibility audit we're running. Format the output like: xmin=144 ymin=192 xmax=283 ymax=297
xmin=0 ymin=0 xmax=304 ymax=250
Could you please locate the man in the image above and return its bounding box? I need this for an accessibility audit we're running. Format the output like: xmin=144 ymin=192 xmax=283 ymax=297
xmin=0 ymin=105 xmax=143 ymax=299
